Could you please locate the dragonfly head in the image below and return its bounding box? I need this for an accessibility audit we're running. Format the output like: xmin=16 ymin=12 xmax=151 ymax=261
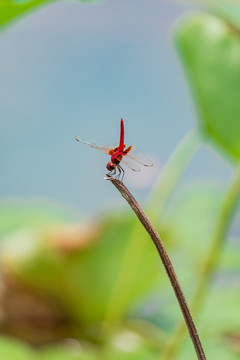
xmin=106 ymin=162 xmax=115 ymax=172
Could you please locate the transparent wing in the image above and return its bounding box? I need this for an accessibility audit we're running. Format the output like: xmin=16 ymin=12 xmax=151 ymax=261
xmin=75 ymin=137 xmax=115 ymax=155
xmin=121 ymin=157 xmax=141 ymax=172
xmin=124 ymin=145 xmax=154 ymax=167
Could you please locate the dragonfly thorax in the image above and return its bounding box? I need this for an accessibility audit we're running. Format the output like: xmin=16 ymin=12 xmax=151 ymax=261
xmin=111 ymin=152 xmax=123 ymax=166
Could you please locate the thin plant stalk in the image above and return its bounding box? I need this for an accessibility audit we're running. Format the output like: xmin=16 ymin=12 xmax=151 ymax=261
xmin=160 ymin=165 xmax=240 ymax=360
xmin=107 ymin=176 xmax=206 ymax=360
xmin=104 ymin=131 xmax=200 ymax=323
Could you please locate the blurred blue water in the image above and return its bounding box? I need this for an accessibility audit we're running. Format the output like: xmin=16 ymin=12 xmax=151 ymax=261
xmin=0 ymin=0 xmax=233 ymax=214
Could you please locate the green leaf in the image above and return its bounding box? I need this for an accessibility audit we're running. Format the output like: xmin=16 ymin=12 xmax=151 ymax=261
xmin=0 ymin=0 xmax=55 ymax=28
xmin=133 ymin=182 xmax=224 ymax=328
xmin=0 ymin=336 xmax=35 ymax=360
xmin=101 ymin=329 xmax=157 ymax=360
xmin=177 ymin=334 xmax=239 ymax=360
xmin=159 ymin=182 xmax=223 ymax=284
xmin=200 ymin=283 xmax=240 ymax=335
xmin=40 ymin=342 xmax=97 ymax=360
xmin=181 ymin=1 xmax=240 ymax=29
xmin=211 ymin=0 xmax=240 ymax=29
xmin=175 ymin=13 xmax=240 ymax=161
xmin=0 ymin=0 xmax=96 ymax=29
xmin=0 ymin=199 xmax=81 ymax=236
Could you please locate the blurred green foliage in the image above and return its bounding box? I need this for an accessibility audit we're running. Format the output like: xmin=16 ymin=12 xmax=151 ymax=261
xmin=0 ymin=0 xmax=95 ymax=29
xmin=1 ymin=178 xmax=239 ymax=359
xmin=199 ymin=0 xmax=240 ymax=29
xmin=0 ymin=337 xmax=35 ymax=360
xmin=0 ymin=201 xmax=81 ymax=235
xmin=0 ymin=201 xmax=162 ymax=331
xmin=176 ymin=13 xmax=240 ymax=161
xmin=0 ymin=0 xmax=53 ymax=28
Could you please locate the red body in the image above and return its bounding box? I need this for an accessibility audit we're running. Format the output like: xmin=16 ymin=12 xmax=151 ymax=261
xmin=106 ymin=118 xmax=132 ymax=171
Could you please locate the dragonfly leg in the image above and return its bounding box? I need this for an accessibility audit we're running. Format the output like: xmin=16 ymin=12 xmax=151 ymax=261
xmin=117 ymin=165 xmax=125 ymax=182
xmin=106 ymin=166 xmax=125 ymax=181
xmin=116 ymin=166 xmax=121 ymax=180
xmin=107 ymin=168 xmax=116 ymax=177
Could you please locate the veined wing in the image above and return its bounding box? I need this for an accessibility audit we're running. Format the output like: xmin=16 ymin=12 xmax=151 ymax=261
xmin=75 ymin=137 xmax=115 ymax=155
xmin=124 ymin=145 xmax=154 ymax=167
xmin=121 ymin=157 xmax=141 ymax=172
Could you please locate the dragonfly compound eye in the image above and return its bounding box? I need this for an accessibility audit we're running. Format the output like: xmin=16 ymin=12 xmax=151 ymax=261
xmin=106 ymin=162 xmax=115 ymax=171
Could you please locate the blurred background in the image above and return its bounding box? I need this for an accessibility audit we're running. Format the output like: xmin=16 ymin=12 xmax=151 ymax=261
xmin=0 ymin=0 xmax=240 ymax=359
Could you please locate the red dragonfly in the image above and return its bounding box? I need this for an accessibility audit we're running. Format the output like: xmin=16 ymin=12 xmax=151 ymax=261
xmin=75 ymin=118 xmax=153 ymax=179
